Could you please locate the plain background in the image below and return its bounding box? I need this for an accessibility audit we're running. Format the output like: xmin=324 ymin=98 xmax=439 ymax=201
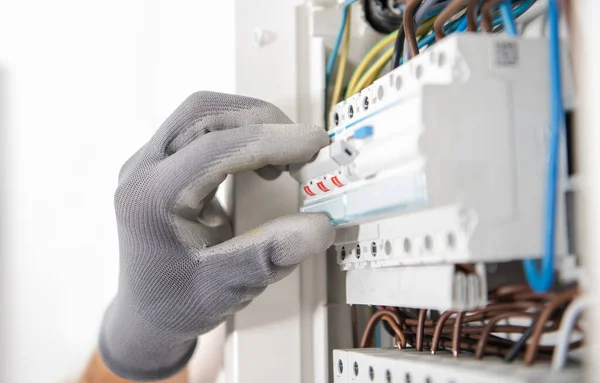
xmin=0 ymin=1 xmax=234 ymax=381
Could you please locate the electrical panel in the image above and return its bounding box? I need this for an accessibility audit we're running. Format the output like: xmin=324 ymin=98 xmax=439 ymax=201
xmin=292 ymin=0 xmax=586 ymax=381
xmin=291 ymin=34 xmax=574 ymax=311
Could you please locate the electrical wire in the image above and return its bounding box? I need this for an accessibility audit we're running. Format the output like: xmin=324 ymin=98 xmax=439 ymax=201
xmin=524 ymin=288 xmax=578 ymax=365
xmin=351 ymin=305 xmax=359 ymax=348
xmin=504 ymin=323 xmax=536 ymax=362
xmin=330 ymin=6 xmax=353 ymax=112
xmin=474 ymin=312 xmax=537 ymax=359
xmin=403 ymin=0 xmax=439 ymax=63
xmin=481 ymin=0 xmax=509 ymax=32
xmin=551 ymin=295 xmax=590 ymax=370
xmin=434 ymin=0 xmax=469 ymax=40
xmin=373 ymin=306 xmax=382 ymax=347
xmin=351 ymin=46 xmax=394 ymax=94
xmin=370 ymin=284 xmax=582 ymax=361
xmin=346 ymin=30 xmax=398 ymax=98
xmin=465 ymin=0 xmax=481 ymax=31
xmin=452 ymin=312 xmax=465 ymax=357
xmin=431 ymin=311 xmax=457 ymax=353
xmin=416 ymin=309 xmax=427 ymax=351
xmin=325 ymin=0 xmax=357 ymax=125
xmin=360 ymin=309 xmax=407 ymax=348
xmin=522 ymin=0 xmax=564 ymax=293
xmin=499 ymin=0 xmax=518 ymax=34
xmin=403 ymin=0 xmax=422 ymax=58
xmin=416 ymin=15 xmax=438 ymax=36
xmin=391 ymin=21 xmax=406 ymax=69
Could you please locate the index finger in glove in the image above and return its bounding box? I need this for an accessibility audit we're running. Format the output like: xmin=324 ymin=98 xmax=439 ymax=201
xmin=147 ymin=91 xmax=295 ymax=160
xmin=156 ymin=123 xmax=329 ymax=203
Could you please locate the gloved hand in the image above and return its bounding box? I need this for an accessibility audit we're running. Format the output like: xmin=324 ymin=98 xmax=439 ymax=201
xmin=99 ymin=92 xmax=335 ymax=380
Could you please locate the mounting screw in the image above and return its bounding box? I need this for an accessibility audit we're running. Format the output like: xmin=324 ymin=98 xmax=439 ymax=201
xmin=253 ymin=28 xmax=276 ymax=47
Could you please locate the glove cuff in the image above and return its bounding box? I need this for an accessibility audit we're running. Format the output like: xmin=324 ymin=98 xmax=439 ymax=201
xmin=99 ymin=336 xmax=197 ymax=381
xmin=98 ymin=300 xmax=198 ymax=381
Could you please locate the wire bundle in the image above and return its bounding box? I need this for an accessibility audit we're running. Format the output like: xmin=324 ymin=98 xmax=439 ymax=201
xmin=333 ymin=0 xmax=537 ymax=106
xmin=360 ymin=285 xmax=584 ymax=365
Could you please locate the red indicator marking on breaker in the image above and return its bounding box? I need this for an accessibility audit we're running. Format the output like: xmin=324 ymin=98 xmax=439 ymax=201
xmin=331 ymin=176 xmax=345 ymax=187
xmin=317 ymin=181 xmax=330 ymax=192
xmin=303 ymin=185 xmax=316 ymax=196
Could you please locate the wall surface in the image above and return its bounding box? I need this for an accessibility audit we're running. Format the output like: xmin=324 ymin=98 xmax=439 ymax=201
xmin=0 ymin=1 xmax=234 ymax=381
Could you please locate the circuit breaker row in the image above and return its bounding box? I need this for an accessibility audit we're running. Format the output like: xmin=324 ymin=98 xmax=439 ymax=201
xmin=333 ymin=349 xmax=581 ymax=383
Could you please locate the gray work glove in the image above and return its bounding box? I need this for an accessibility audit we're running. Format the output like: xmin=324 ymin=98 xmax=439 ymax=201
xmin=99 ymin=91 xmax=335 ymax=380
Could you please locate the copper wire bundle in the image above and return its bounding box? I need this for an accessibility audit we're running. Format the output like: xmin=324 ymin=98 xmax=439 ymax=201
xmin=360 ymin=285 xmax=583 ymax=365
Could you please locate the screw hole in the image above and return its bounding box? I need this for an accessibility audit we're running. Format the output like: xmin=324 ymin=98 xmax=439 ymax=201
xmin=447 ymin=232 xmax=456 ymax=249
xmin=385 ymin=240 xmax=393 ymax=255
xmin=425 ymin=377 xmax=432 ymax=383
xmin=338 ymin=359 xmax=344 ymax=374
xmin=334 ymin=112 xmax=339 ymax=126
xmin=355 ymin=244 xmax=361 ymax=259
xmin=371 ymin=242 xmax=377 ymax=257
xmin=424 ymin=235 xmax=433 ymax=251
xmin=415 ymin=64 xmax=423 ymax=79
xmin=363 ymin=96 xmax=369 ymax=111
xmin=404 ymin=372 xmax=410 ymax=383
xmin=395 ymin=75 xmax=403 ymax=90
xmin=348 ymin=105 xmax=354 ymax=118
xmin=438 ymin=52 xmax=447 ymax=67
xmin=340 ymin=247 xmax=346 ymax=261
xmin=429 ymin=51 xmax=437 ymax=63
xmin=387 ymin=370 xmax=392 ymax=383
xmin=403 ymin=238 xmax=412 ymax=253
xmin=354 ymin=361 xmax=359 ymax=377
xmin=369 ymin=366 xmax=375 ymax=381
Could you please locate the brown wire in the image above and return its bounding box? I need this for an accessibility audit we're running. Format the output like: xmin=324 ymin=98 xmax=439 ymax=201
xmin=416 ymin=309 xmax=427 ymax=351
xmin=524 ymin=288 xmax=579 ymax=365
xmin=488 ymin=283 xmax=531 ymax=300
xmin=426 ymin=337 xmax=508 ymax=356
xmin=474 ymin=311 xmax=538 ymax=359
xmin=351 ymin=305 xmax=359 ymax=348
xmin=466 ymin=0 xmax=481 ymax=31
xmin=476 ymin=301 xmax=543 ymax=314
xmin=431 ymin=311 xmax=456 ymax=353
xmin=360 ymin=310 xmax=407 ymax=348
xmin=403 ymin=0 xmax=422 ymax=58
xmin=404 ymin=324 xmax=530 ymax=335
xmin=452 ymin=312 xmax=465 ymax=357
xmin=434 ymin=0 xmax=468 ymax=41
xmin=481 ymin=0 xmax=507 ymax=32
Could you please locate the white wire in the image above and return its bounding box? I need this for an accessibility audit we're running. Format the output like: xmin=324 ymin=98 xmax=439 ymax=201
xmin=551 ymin=295 xmax=591 ymax=371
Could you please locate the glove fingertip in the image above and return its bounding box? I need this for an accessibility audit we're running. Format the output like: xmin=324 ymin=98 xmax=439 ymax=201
xmin=285 ymin=212 xmax=336 ymax=251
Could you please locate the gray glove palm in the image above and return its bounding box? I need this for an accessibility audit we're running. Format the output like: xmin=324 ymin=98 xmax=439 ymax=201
xmin=99 ymin=92 xmax=335 ymax=380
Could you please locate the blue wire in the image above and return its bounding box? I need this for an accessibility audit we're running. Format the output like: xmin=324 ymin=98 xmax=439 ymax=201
xmin=456 ymin=16 xmax=468 ymax=32
xmin=499 ymin=1 xmax=518 ymax=35
xmin=325 ymin=0 xmax=358 ymax=124
xmin=326 ymin=0 xmax=358 ymax=85
xmin=523 ymin=0 xmax=564 ymax=293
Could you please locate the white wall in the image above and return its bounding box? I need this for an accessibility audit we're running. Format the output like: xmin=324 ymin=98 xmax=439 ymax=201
xmin=0 ymin=1 xmax=234 ymax=381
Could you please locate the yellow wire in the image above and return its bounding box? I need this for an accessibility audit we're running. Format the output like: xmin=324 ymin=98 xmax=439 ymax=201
xmin=330 ymin=7 xmax=352 ymax=115
xmin=346 ymin=17 xmax=435 ymax=98
xmin=345 ymin=30 xmax=398 ymax=98
xmin=416 ymin=15 xmax=437 ymax=37
xmin=351 ymin=46 xmax=394 ymax=95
